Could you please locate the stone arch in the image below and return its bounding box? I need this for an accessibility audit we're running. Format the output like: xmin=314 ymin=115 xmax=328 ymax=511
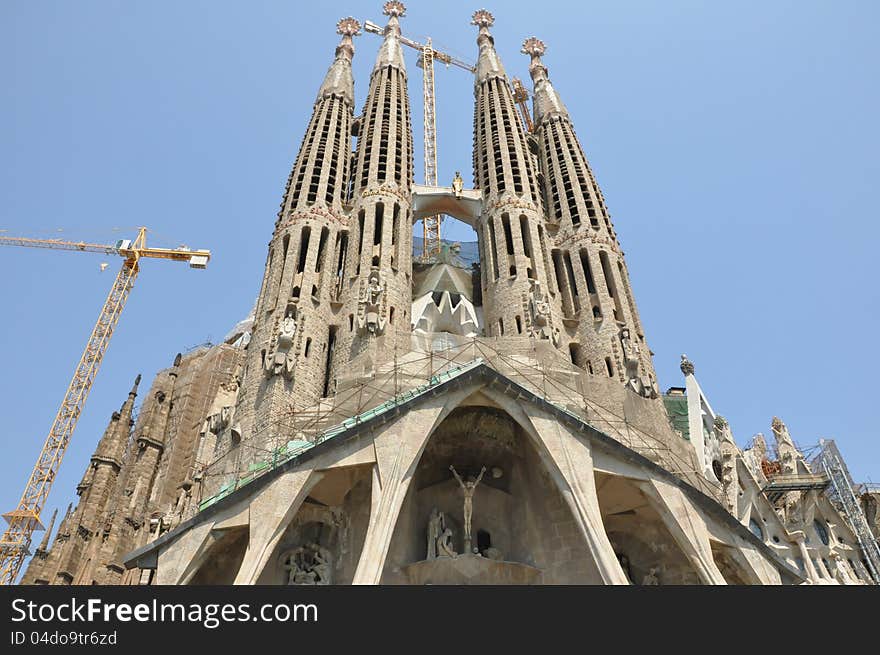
xmin=710 ymin=541 xmax=760 ymax=585
xmin=255 ymin=465 xmax=373 ymax=585
xmin=187 ymin=527 xmax=249 ymax=585
xmin=379 ymin=403 xmax=605 ymax=584
xmin=595 ymin=472 xmax=702 ymax=585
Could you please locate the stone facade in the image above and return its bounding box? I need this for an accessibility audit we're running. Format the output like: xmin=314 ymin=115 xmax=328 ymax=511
xmin=22 ymin=3 xmax=878 ymax=586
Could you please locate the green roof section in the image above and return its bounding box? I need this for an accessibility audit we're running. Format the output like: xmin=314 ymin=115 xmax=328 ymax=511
xmin=662 ymin=393 xmax=690 ymax=441
xmin=199 ymin=357 xmax=486 ymax=511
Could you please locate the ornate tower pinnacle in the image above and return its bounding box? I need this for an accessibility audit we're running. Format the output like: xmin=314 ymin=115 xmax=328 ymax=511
xmin=521 ymin=37 xmax=568 ymax=124
xmin=317 ymin=17 xmax=361 ymax=104
xmin=334 ymin=17 xmax=361 ymax=61
xmin=680 ymin=354 xmax=695 ymax=376
xmin=471 ymin=8 xmax=494 ymax=30
xmin=373 ymin=1 xmax=407 ymax=71
xmin=521 ymin=36 xmax=545 ymax=58
xmin=36 ymin=508 xmax=57 ymax=553
xmin=383 ymin=1 xmax=406 ymax=18
xmin=472 ymin=10 xmax=506 ymax=82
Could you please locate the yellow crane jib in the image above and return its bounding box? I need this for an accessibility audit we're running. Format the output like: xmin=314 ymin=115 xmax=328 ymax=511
xmin=0 ymin=227 xmax=210 ymax=584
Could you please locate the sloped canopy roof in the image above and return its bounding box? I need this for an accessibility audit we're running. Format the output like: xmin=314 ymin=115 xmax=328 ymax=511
xmin=123 ymin=360 xmax=802 ymax=581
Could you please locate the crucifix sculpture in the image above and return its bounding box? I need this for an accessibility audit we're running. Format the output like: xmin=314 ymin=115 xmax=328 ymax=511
xmin=449 ymin=465 xmax=486 ymax=553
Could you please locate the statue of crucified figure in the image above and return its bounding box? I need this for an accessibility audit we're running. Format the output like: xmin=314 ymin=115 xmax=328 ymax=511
xmin=449 ymin=465 xmax=486 ymax=553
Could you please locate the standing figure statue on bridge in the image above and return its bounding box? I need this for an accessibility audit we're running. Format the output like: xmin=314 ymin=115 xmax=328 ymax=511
xmin=452 ymin=171 xmax=464 ymax=197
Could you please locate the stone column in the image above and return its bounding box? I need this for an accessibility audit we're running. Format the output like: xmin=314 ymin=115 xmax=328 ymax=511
xmin=521 ymin=405 xmax=630 ymax=584
xmin=352 ymin=395 xmax=463 ymax=584
xmin=638 ymin=479 xmax=727 ymax=585
xmin=232 ymin=469 xmax=323 ymax=585
xmin=790 ymin=531 xmax=819 ymax=583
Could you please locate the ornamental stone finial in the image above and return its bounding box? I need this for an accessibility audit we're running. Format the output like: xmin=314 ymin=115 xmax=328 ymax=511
xmin=471 ymin=9 xmax=495 ymax=29
xmin=714 ymin=415 xmax=728 ymax=430
xmin=383 ymin=1 xmax=406 ymax=18
xmin=771 ymin=416 xmax=785 ymax=433
xmin=521 ymin=36 xmax=546 ymax=58
xmin=680 ymin=354 xmax=694 ymax=376
xmin=336 ymin=17 xmax=361 ymax=37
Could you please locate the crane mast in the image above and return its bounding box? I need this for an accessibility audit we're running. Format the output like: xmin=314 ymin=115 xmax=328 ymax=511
xmin=511 ymin=77 xmax=534 ymax=133
xmin=363 ymin=20 xmax=474 ymax=261
xmin=420 ymin=38 xmax=441 ymax=262
xmin=0 ymin=227 xmax=209 ymax=584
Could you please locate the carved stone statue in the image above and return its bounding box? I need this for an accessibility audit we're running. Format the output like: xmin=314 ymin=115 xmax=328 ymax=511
xmin=620 ymin=327 xmax=639 ymax=382
xmin=528 ymin=280 xmax=556 ymax=343
xmin=719 ymin=427 xmax=739 ymax=513
xmin=357 ymin=268 xmax=386 ymax=335
xmin=266 ymin=306 xmax=298 ymax=379
xmin=450 ymin=465 xmax=486 ymax=553
xmin=452 ymin=171 xmax=464 ymax=197
xmin=309 ymin=543 xmax=332 ymax=584
xmin=620 ymin=328 xmax=655 ymax=398
xmin=617 ymin=553 xmax=633 ymax=583
xmin=427 ymin=507 xmax=443 ymax=560
xmin=641 ymin=567 xmax=660 ymax=585
xmin=437 ymin=526 xmax=456 ymax=558
xmin=620 ymin=327 xmax=639 ymax=370
xmin=771 ymin=416 xmax=801 ymax=475
xmin=282 ymin=543 xmax=333 ymax=585
xmin=680 ymin=354 xmax=695 ymax=376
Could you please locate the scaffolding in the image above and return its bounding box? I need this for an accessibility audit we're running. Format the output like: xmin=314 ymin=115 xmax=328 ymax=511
xmin=762 ymin=473 xmax=829 ymax=504
xmin=810 ymin=439 xmax=880 ymax=582
xmin=194 ymin=333 xmax=717 ymax=513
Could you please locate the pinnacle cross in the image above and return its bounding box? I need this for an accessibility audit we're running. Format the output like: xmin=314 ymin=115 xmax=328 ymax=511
xmin=521 ymin=36 xmax=548 ymax=82
xmin=334 ymin=16 xmax=361 ymax=61
xmin=521 ymin=36 xmax=546 ymax=59
xmin=471 ymin=9 xmax=494 ymax=29
xmin=336 ymin=17 xmax=361 ymax=37
xmin=383 ymin=1 xmax=406 ymax=18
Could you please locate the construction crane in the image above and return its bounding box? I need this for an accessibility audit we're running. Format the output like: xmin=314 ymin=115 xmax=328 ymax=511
xmin=363 ymin=20 xmax=474 ymax=261
xmin=511 ymin=77 xmax=534 ymax=133
xmin=0 ymin=227 xmax=210 ymax=584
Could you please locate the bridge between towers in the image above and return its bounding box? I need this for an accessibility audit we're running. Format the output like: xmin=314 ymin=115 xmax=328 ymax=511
xmin=411 ymin=184 xmax=482 ymax=228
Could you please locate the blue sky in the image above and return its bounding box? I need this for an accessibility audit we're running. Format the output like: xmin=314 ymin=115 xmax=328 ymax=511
xmin=1 ymin=0 xmax=878 ymax=537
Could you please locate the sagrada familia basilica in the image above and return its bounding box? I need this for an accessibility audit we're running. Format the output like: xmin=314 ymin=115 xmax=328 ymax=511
xmin=21 ymin=3 xmax=880 ymax=585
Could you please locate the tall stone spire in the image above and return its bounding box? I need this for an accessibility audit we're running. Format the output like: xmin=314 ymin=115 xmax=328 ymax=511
xmin=332 ymin=1 xmax=414 ymax=378
xmin=19 ymin=508 xmax=58 ymax=584
xmin=51 ymin=377 xmax=138 ymax=583
xmin=92 ymin=374 xmax=139 ymax=468
xmin=373 ymin=1 xmax=407 ymax=72
xmin=36 ymin=508 xmax=58 ymax=553
xmin=318 ymin=17 xmax=359 ymax=105
xmin=521 ymin=37 xmax=568 ymax=123
xmin=470 ymin=11 xmax=563 ymax=350
xmin=472 ymin=9 xmax=506 ymax=83
xmin=232 ymin=17 xmax=363 ymax=469
xmin=522 ymin=37 xmax=658 ymax=396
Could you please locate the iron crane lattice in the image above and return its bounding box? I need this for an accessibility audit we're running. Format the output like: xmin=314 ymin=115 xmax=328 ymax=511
xmin=0 ymin=227 xmax=210 ymax=584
